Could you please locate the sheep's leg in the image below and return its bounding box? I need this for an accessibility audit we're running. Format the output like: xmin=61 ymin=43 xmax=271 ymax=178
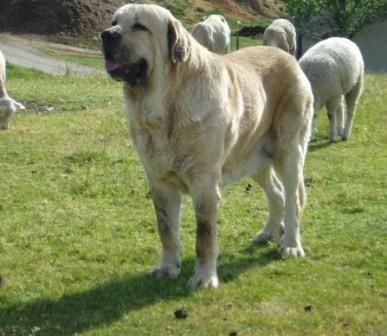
xmin=336 ymin=96 xmax=345 ymax=138
xmin=326 ymin=96 xmax=342 ymax=142
xmin=253 ymin=164 xmax=285 ymax=244
xmin=343 ymin=75 xmax=363 ymax=140
xmin=0 ymin=80 xmax=7 ymax=98
xmin=309 ymin=106 xmax=319 ymax=142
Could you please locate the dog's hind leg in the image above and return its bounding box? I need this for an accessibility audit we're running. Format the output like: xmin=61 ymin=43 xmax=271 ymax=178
xmin=150 ymin=182 xmax=182 ymax=279
xmin=274 ymin=145 xmax=306 ymax=258
xmin=188 ymin=174 xmax=220 ymax=289
xmin=253 ymin=164 xmax=285 ymax=244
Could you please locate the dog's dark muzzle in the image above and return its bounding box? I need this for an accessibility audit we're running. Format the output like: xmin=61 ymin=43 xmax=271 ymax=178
xmin=101 ymin=29 xmax=148 ymax=85
xmin=101 ymin=29 xmax=121 ymax=55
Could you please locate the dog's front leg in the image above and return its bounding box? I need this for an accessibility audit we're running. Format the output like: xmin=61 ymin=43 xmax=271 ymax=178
xmin=149 ymin=182 xmax=182 ymax=279
xmin=188 ymin=178 xmax=220 ymax=289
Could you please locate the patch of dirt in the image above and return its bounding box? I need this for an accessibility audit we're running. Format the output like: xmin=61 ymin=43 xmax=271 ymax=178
xmin=188 ymin=0 xmax=281 ymax=23
xmin=189 ymin=0 xmax=254 ymax=21
xmin=0 ymin=0 xmax=124 ymax=39
xmin=246 ymin=0 xmax=282 ymax=19
xmin=174 ymin=308 xmax=188 ymax=319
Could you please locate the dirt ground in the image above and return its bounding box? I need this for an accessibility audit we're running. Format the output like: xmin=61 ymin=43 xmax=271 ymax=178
xmin=0 ymin=0 xmax=124 ymax=39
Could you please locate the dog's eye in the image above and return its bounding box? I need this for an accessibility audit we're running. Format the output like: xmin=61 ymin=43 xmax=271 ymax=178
xmin=132 ymin=23 xmax=148 ymax=31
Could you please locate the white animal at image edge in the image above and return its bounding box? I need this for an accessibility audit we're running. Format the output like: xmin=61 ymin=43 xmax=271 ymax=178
xmin=0 ymin=50 xmax=25 ymax=130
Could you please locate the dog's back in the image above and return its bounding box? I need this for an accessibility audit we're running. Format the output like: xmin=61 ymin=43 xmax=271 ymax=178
xmin=224 ymin=46 xmax=313 ymax=145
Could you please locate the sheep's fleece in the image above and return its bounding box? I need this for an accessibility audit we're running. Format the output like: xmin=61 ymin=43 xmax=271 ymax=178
xmin=299 ymin=37 xmax=364 ymax=142
xmin=192 ymin=14 xmax=230 ymax=54
xmin=263 ymin=19 xmax=296 ymax=55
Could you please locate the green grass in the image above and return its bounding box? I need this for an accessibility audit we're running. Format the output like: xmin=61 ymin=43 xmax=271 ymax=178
xmin=0 ymin=63 xmax=386 ymax=336
xmin=42 ymin=49 xmax=104 ymax=70
xmin=231 ymin=36 xmax=262 ymax=51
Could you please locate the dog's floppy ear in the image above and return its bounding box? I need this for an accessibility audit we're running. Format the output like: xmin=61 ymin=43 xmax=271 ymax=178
xmin=168 ymin=19 xmax=190 ymax=63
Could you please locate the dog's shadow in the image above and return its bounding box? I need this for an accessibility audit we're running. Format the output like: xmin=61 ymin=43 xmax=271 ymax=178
xmin=308 ymin=141 xmax=332 ymax=152
xmin=1 ymin=247 xmax=278 ymax=335
xmin=307 ymin=134 xmax=347 ymax=152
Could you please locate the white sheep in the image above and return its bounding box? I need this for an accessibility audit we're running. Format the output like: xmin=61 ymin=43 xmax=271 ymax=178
xmin=192 ymin=15 xmax=231 ymax=54
xmin=263 ymin=18 xmax=296 ymax=56
xmin=299 ymin=37 xmax=364 ymax=142
xmin=0 ymin=50 xmax=25 ymax=130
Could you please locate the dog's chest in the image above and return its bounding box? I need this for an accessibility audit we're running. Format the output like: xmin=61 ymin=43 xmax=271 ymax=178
xmin=130 ymin=120 xmax=191 ymax=189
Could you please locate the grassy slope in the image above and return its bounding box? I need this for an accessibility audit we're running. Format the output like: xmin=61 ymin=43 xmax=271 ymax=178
xmin=130 ymin=0 xmax=271 ymax=29
xmin=0 ymin=62 xmax=386 ymax=336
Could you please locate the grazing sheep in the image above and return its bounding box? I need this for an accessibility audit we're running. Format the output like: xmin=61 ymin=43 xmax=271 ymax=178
xmin=0 ymin=50 xmax=25 ymax=130
xmin=263 ymin=19 xmax=297 ymax=56
xmin=299 ymin=37 xmax=364 ymax=142
xmin=192 ymin=15 xmax=231 ymax=54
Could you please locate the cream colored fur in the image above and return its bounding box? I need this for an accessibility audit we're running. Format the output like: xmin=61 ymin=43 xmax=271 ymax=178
xmin=103 ymin=4 xmax=314 ymax=288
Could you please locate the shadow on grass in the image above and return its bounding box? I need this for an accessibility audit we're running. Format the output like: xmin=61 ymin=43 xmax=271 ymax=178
xmin=307 ymin=135 xmax=349 ymax=152
xmin=0 ymin=248 xmax=278 ymax=335
xmin=308 ymin=141 xmax=332 ymax=152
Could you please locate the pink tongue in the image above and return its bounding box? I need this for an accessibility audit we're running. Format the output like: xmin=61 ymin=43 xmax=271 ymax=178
xmin=105 ymin=59 xmax=121 ymax=72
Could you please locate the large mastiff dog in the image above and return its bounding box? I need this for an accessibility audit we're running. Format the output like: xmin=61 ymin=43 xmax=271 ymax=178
xmin=101 ymin=4 xmax=313 ymax=288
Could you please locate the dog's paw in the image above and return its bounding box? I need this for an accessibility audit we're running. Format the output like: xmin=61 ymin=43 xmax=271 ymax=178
xmin=254 ymin=230 xmax=273 ymax=244
xmin=187 ymin=272 xmax=219 ymax=289
xmin=150 ymin=264 xmax=180 ymax=279
xmin=337 ymin=127 xmax=345 ymax=138
xmin=278 ymin=242 xmax=305 ymax=258
xmin=254 ymin=225 xmax=284 ymax=244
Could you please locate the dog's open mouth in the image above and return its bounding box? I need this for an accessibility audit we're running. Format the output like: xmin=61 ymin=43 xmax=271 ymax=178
xmin=105 ymin=58 xmax=122 ymax=72
xmin=104 ymin=57 xmax=148 ymax=85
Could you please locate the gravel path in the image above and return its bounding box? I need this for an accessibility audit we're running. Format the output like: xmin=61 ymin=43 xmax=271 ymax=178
xmin=0 ymin=33 xmax=104 ymax=76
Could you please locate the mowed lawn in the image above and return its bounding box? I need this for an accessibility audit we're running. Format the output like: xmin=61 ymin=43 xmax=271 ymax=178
xmin=0 ymin=62 xmax=386 ymax=335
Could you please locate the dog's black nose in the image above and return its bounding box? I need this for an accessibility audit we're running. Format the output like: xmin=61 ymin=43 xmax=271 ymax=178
xmin=101 ymin=30 xmax=121 ymax=42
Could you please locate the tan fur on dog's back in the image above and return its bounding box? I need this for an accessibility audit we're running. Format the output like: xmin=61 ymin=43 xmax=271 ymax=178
xmin=223 ymin=47 xmax=311 ymax=153
xmin=127 ymin=45 xmax=311 ymax=187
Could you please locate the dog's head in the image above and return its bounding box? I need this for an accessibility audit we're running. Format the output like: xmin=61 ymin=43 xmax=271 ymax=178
xmin=101 ymin=4 xmax=190 ymax=86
